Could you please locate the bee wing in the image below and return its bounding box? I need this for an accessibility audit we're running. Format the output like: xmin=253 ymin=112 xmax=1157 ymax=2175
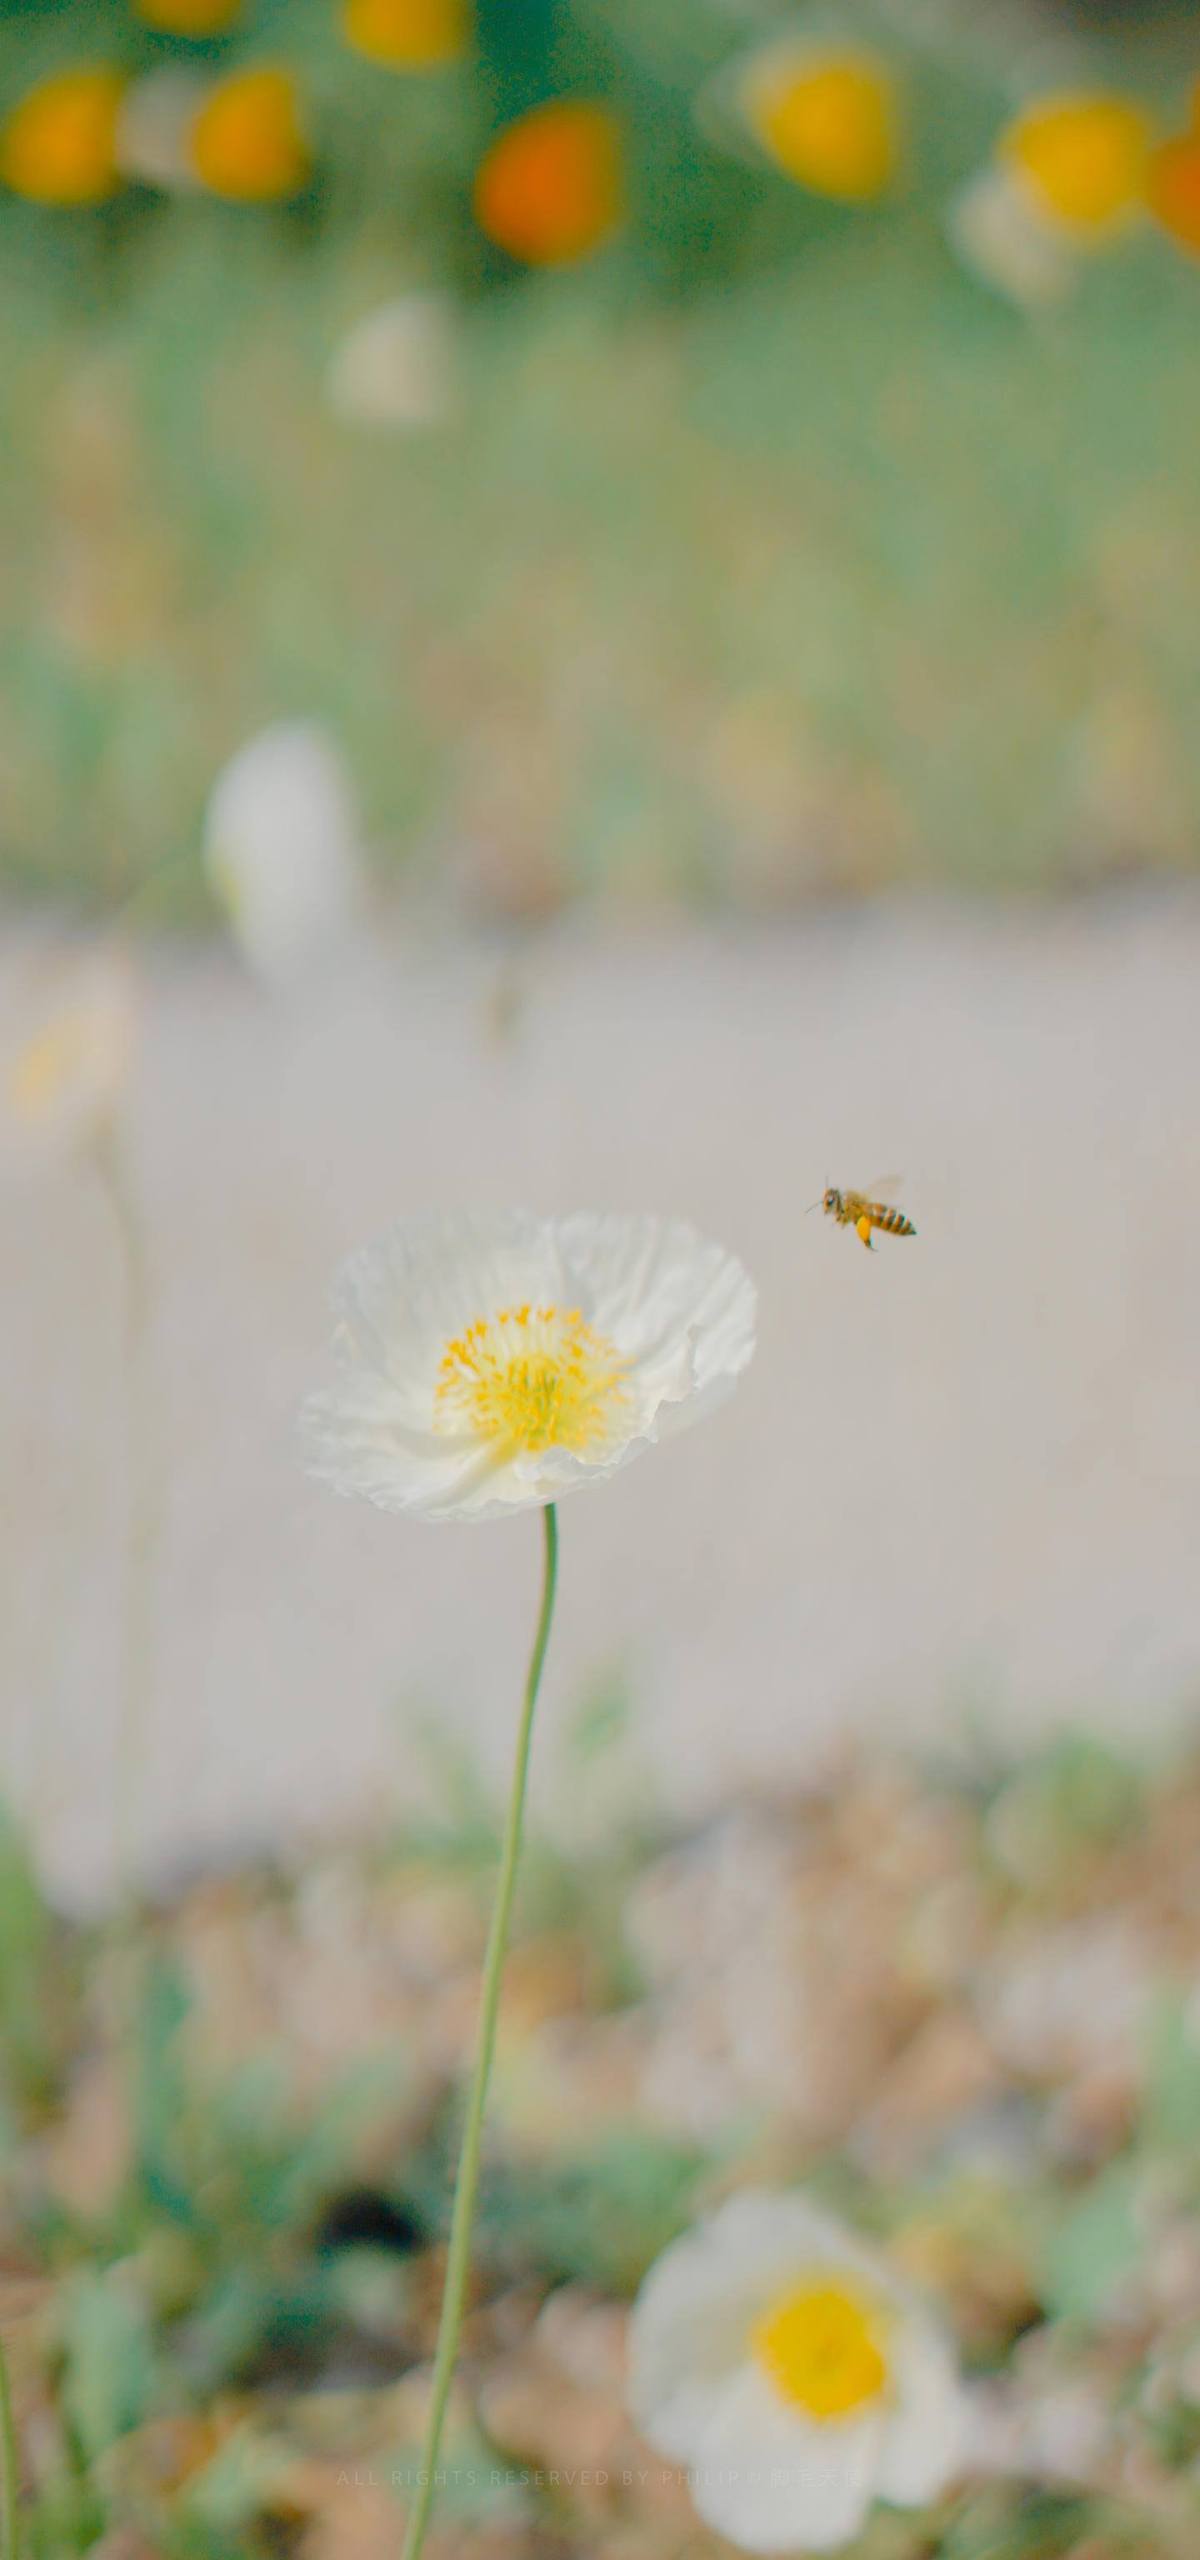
xmin=864 ymin=1174 xmax=904 ymax=1202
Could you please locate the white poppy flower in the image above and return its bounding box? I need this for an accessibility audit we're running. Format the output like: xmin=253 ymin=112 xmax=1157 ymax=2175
xmin=5 ymin=945 xmax=137 ymax=1167
xmin=300 ymin=1208 xmax=756 ymax=1523
xmin=326 ymin=292 xmax=458 ymax=431
xmin=203 ymin=720 xmax=368 ymax=985
xmin=629 ymin=2190 xmax=966 ymax=2554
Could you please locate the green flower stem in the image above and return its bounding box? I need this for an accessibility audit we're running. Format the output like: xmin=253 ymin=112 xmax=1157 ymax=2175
xmin=92 ymin=1122 xmax=157 ymax=1897
xmin=0 ymin=2323 xmax=19 ymax=2560
xmin=401 ymin=1502 xmax=559 ymax=2560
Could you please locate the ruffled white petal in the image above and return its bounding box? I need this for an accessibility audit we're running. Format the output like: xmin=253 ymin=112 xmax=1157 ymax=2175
xmin=689 ymin=2191 xmax=896 ymax=2293
xmin=692 ymin=2365 xmax=882 ymax=2554
xmin=876 ymin=2314 xmax=966 ymax=2506
xmin=330 ymin=1210 xmax=564 ymax=1387
xmin=630 ymin=2215 xmax=788 ymax=2462
xmin=558 ymin=1210 xmax=755 ymax=1414
xmin=639 ymin=2189 xmax=895 ymax=2328
xmin=300 ymin=1209 xmax=755 ymax=1522
xmin=299 ymin=1379 xmax=491 ymax=1517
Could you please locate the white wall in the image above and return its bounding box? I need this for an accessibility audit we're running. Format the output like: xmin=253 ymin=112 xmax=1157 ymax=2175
xmin=3 ymin=899 xmax=1198 ymax=1905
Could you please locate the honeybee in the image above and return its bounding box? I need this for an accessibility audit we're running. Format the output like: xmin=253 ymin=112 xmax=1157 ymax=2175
xmin=818 ymin=1181 xmax=916 ymax=1251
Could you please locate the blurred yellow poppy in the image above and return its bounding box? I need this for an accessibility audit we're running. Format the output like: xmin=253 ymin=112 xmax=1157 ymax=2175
xmin=190 ymin=64 xmax=309 ymax=199
xmin=342 ymin=0 xmax=468 ymax=70
xmin=134 ymin=0 xmax=243 ymax=32
xmin=473 ymin=99 xmax=622 ymax=265
xmin=740 ymin=45 xmax=900 ymax=202
xmin=1000 ymin=93 xmax=1151 ymax=236
xmin=1146 ymin=130 xmax=1200 ymax=256
xmin=0 ymin=65 xmax=124 ymax=205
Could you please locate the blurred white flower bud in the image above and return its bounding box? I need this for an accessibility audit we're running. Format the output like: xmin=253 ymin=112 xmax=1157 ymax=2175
xmin=946 ymin=165 xmax=1076 ymax=310
xmin=327 ymin=292 xmax=457 ymax=431
xmin=116 ymin=66 xmax=208 ymax=190
xmin=204 ymin=720 xmax=370 ymax=984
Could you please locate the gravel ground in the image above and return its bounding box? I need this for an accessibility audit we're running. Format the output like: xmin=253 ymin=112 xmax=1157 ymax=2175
xmin=3 ymin=895 xmax=1199 ymax=1906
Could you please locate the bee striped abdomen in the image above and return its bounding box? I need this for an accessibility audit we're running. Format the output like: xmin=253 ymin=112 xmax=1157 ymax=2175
xmin=820 ymin=1184 xmax=917 ymax=1246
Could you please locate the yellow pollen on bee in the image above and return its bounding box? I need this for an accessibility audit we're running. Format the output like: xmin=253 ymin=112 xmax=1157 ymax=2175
xmin=433 ymin=1303 xmax=629 ymax=1454
xmin=752 ymin=2280 xmax=890 ymax=2422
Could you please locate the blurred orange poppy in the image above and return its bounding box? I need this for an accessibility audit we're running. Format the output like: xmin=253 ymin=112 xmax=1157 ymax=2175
xmin=342 ymin=0 xmax=468 ymax=70
xmin=739 ymin=45 xmax=900 ymax=202
xmin=0 ymin=65 xmax=124 ymax=204
xmin=1000 ymin=93 xmax=1151 ymax=235
xmin=134 ymin=0 xmax=243 ymax=32
xmin=473 ymin=99 xmax=623 ymax=266
xmin=190 ymin=64 xmax=309 ymax=199
xmin=1146 ymin=130 xmax=1200 ymax=256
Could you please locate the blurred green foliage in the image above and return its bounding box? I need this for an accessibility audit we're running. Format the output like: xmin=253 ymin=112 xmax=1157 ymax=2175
xmin=5 ymin=1719 xmax=1200 ymax=2551
xmin=0 ymin=3 xmax=1199 ymax=910
xmin=0 ymin=1803 xmax=77 ymax=2122
xmin=479 ymin=2127 xmax=708 ymax=2291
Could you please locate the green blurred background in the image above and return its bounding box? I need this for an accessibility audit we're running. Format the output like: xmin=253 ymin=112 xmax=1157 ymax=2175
xmin=2 ymin=0 xmax=1199 ymax=921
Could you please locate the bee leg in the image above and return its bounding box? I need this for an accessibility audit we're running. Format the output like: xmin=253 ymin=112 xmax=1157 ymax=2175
xmin=856 ymin=1216 xmax=874 ymax=1250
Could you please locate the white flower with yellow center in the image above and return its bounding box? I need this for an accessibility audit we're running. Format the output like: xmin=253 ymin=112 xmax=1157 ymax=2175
xmin=947 ymin=91 xmax=1153 ymax=311
xmin=300 ymin=1209 xmax=756 ymax=1522
xmin=629 ymin=2191 xmax=966 ymax=2554
xmin=203 ymin=720 xmax=368 ymax=985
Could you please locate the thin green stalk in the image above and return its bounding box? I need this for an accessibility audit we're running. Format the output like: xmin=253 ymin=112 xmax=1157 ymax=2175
xmin=401 ymin=1502 xmax=559 ymax=2560
xmin=91 ymin=1123 xmax=158 ymax=1896
xmin=0 ymin=2323 xmax=19 ymax=2560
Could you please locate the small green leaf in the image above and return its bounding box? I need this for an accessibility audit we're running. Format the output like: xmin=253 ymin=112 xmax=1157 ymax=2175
xmin=482 ymin=2128 xmax=709 ymax=2295
xmin=1039 ymin=2161 xmax=1144 ymax=2326
xmin=563 ymin=1667 xmax=632 ymax=1767
xmin=132 ymin=1949 xmax=196 ymax=2223
xmin=1143 ymin=1992 xmax=1200 ymax=2153
xmin=178 ymin=2422 xmax=296 ymax=2535
xmin=0 ymin=1799 xmax=69 ymax=2111
xmin=58 ymin=2264 xmax=156 ymax=2462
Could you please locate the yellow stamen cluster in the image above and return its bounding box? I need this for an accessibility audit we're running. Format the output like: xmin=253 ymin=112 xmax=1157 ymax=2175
xmin=752 ymin=2280 xmax=889 ymax=2422
xmin=434 ymin=1303 xmax=628 ymax=1454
